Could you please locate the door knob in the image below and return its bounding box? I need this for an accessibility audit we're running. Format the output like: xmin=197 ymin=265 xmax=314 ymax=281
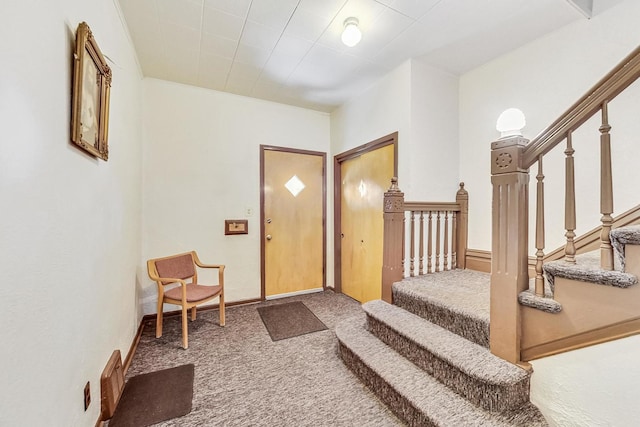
xmin=266 ymin=234 xmax=272 ymax=240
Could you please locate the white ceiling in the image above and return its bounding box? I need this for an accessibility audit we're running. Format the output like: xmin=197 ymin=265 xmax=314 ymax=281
xmin=117 ymin=0 xmax=611 ymax=112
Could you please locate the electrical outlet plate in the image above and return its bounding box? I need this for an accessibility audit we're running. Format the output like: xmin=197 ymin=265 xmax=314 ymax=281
xmin=84 ymin=381 xmax=91 ymax=411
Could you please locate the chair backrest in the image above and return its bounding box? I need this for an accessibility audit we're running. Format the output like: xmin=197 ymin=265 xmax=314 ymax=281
xmin=153 ymin=253 xmax=196 ymax=284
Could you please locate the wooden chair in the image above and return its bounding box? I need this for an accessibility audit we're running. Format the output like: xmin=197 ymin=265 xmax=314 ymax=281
xmin=147 ymin=251 xmax=225 ymax=349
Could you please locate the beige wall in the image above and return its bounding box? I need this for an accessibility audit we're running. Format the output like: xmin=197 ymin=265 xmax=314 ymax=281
xmin=0 ymin=0 xmax=143 ymax=425
xmin=140 ymin=78 xmax=330 ymax=310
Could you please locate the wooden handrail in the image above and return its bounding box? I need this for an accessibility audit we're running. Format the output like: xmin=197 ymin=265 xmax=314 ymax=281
xmin=522 ymin=45 xmax=640 ymax=168
xmin=404 ymin=201 xmax=461 ymax=211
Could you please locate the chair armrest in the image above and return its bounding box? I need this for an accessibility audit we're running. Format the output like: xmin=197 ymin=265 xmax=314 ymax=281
xmin=195 ymin=263 xmax=225 ymax=270
xmin=192 ymin=252 xmax=225 ymax=270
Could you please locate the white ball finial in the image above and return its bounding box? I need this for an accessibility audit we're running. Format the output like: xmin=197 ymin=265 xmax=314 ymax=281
xmin=496 ymin=108 xmax=526 ymax=138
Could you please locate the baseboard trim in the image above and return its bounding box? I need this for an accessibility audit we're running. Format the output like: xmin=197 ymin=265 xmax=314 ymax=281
xmin=465 ymin=249 xmax=542 ymax=278
xmin=265 ymin=288 xmax=324 ymax=300
xmin=123 ymin=320 xmax=144 ymax=374
xmin=522 ymin=316 xmax=640 ymax=361
xmin=465 ymin=249 xmax=491 ymax=273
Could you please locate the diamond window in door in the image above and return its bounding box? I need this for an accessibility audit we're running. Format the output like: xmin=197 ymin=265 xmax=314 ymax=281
xmin=285 ymin=175 xmax=305 ymax=197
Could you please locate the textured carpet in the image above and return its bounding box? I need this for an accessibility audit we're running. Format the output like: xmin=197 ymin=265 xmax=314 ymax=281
xmin=518 ymin=279 xmax=562 ymax=313
xmin=610 ymin=225 xmax=640 ymax=271
xmin=543 ymin=250 xmax=637 ymax=290
xmin=337 ymin=318 xmax=547 ymax=426
xmin=392 ymin=269 xmax=490 ymax=348
xmin=257 ymin=301 xmax=327 ymax=341
xmin=363 ymin=300 xmax=531 ymax=413
xmin=125 ymin=291 xmax=403 ymax=426
xmin=108 ymin=364 xmax=194 ymax=427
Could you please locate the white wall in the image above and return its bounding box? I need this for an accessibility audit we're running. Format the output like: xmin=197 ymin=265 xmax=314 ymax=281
xmin=458 ymin=1 xmax=640 ymax=425
xmin=331 ymin=60 xmax=411 ymax=158
xmin=531 ymin=334 xmax=640 ymax=427
xmin=331 ymin=58 xmax=460 ymax=202
xmin=141 ymin=79 xmax=330 ymax=311
xmin=0 ymin=0 xmax=142 ymax=425
xmin=410 ymin=59 xmax=460 ymax=201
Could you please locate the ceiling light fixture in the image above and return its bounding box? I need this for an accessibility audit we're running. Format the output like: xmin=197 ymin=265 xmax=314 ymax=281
xmin=341 ymin=17 xmax=362 ymax=47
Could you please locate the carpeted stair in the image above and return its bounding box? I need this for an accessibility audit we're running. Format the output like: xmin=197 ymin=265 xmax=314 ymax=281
xmin=518 ymin=225 xmax=640 ymax=313
xmin=336 ymin=269 xmax=547 ymax=426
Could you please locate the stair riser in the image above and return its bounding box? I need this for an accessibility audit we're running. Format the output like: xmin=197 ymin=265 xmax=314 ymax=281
xmin=393 ymin=290 xmax=490 ymax=348
xmin=367 ymin=315 xmax=530 ymax=412
xmin=337 ymin=342 xmax=437 ymax=427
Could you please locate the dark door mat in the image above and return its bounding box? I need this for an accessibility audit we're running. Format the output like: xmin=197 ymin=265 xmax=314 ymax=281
xmin=257 ymin=301 xmax=328 ymax=341
xmin=108 ymin=364 xmax=194 ymax=427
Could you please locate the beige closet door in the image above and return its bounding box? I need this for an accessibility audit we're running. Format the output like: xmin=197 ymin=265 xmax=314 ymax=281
xmin=340 ymin=143 xmax=395 ymax=303
xmin=262 ymin=148 xmax=325 ymax=298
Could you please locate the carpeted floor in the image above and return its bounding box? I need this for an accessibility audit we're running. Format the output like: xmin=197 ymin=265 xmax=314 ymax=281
xmin=125 ymin=290 xmax=403 ymax=426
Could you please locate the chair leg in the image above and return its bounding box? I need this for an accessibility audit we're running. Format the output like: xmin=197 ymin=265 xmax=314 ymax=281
xmin=181 ymin=305 xmax=189 ymax=349
xmin=191 ymin=306 xmax=197 ymax=321
xmin=219 ymin=293 xmax=225 ymax=327
xmin=156 ymin=299 xmax=163 ymax=338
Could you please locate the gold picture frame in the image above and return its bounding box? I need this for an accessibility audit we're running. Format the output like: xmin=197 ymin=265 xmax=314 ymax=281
xmin=71 ymin=22 xmax=111 ymax=161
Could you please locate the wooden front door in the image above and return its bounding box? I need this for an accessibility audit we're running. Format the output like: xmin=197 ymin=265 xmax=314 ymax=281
xmin=261 ymin=146 xmax=325 ymax=298
xmin=338 ymin=138 xmax=396 ymax=303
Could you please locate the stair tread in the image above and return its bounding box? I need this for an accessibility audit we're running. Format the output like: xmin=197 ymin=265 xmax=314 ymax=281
xmin=336 ymin=316 xmax=547 ymax=427
xmin=544 ymin=250 xmax=637 ymax=290
xmin=393 ymin=269 xmax=490 ymax=347
xmin=518 ymin=279 xmax=562 ymax=313
xmin=393 ymin=269 xmax=490 ymax=323
xmin=363 ymin=300 xmax=529 ymax=385
xmin=610 ymin=225 xmax=640 ymax=271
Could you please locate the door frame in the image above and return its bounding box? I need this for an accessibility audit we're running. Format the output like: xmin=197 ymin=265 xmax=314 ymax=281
xmin=333 ymin=132 xmax=398 ymax=294
xmin=260 ymin=145 xmax=327 ymax=300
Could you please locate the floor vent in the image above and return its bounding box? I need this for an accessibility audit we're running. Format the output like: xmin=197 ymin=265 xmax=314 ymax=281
xmin=100 ymin=350 xmax=124 ymax=420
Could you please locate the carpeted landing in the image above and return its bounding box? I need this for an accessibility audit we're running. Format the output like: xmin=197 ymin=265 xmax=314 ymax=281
xmin=336 ymin=269 xmax=548 ymax=426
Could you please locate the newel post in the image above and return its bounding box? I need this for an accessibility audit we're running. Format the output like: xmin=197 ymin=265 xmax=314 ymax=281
xmin=490 ymin=136 xmax=530 ymax=364
xmin=382 ymin=177 xmax=405 ymax=303
xmin=456 ymin=182 xmax=469 ymax=269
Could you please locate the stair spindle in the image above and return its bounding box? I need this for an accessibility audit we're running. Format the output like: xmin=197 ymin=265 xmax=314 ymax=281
xmin=443 ymin=211 xmax=449 ymax=271
xmin=428 ymin=212 xmax=433 ymax=274
xmin=402 ymin=210 xmax=406 ymax=277
xmin=435 ymin=212 xmax=441 ymax=273
xmin=452 ymin=212 xmax=458 ymax=269
xmin=535 ymin=155 xmax=545 ymax=297
xmin=600 ymin=102 xmax=614 ymax=270
xmin=410 ymin=211 xmax=416 ymax=277
xmin=419 ymin=211 xmax=424 ymax=275
xmin=564 ymin=132 xmax=577 ymax=264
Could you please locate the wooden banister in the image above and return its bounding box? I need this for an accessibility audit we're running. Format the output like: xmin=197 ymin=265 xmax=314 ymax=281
xmin=491 ymin=45 xmax=640 ymax=364
xmin=381 ymin=179 xmax=469 ymax=303
xmin=522 ymin=45 xmax=640 ymax=169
